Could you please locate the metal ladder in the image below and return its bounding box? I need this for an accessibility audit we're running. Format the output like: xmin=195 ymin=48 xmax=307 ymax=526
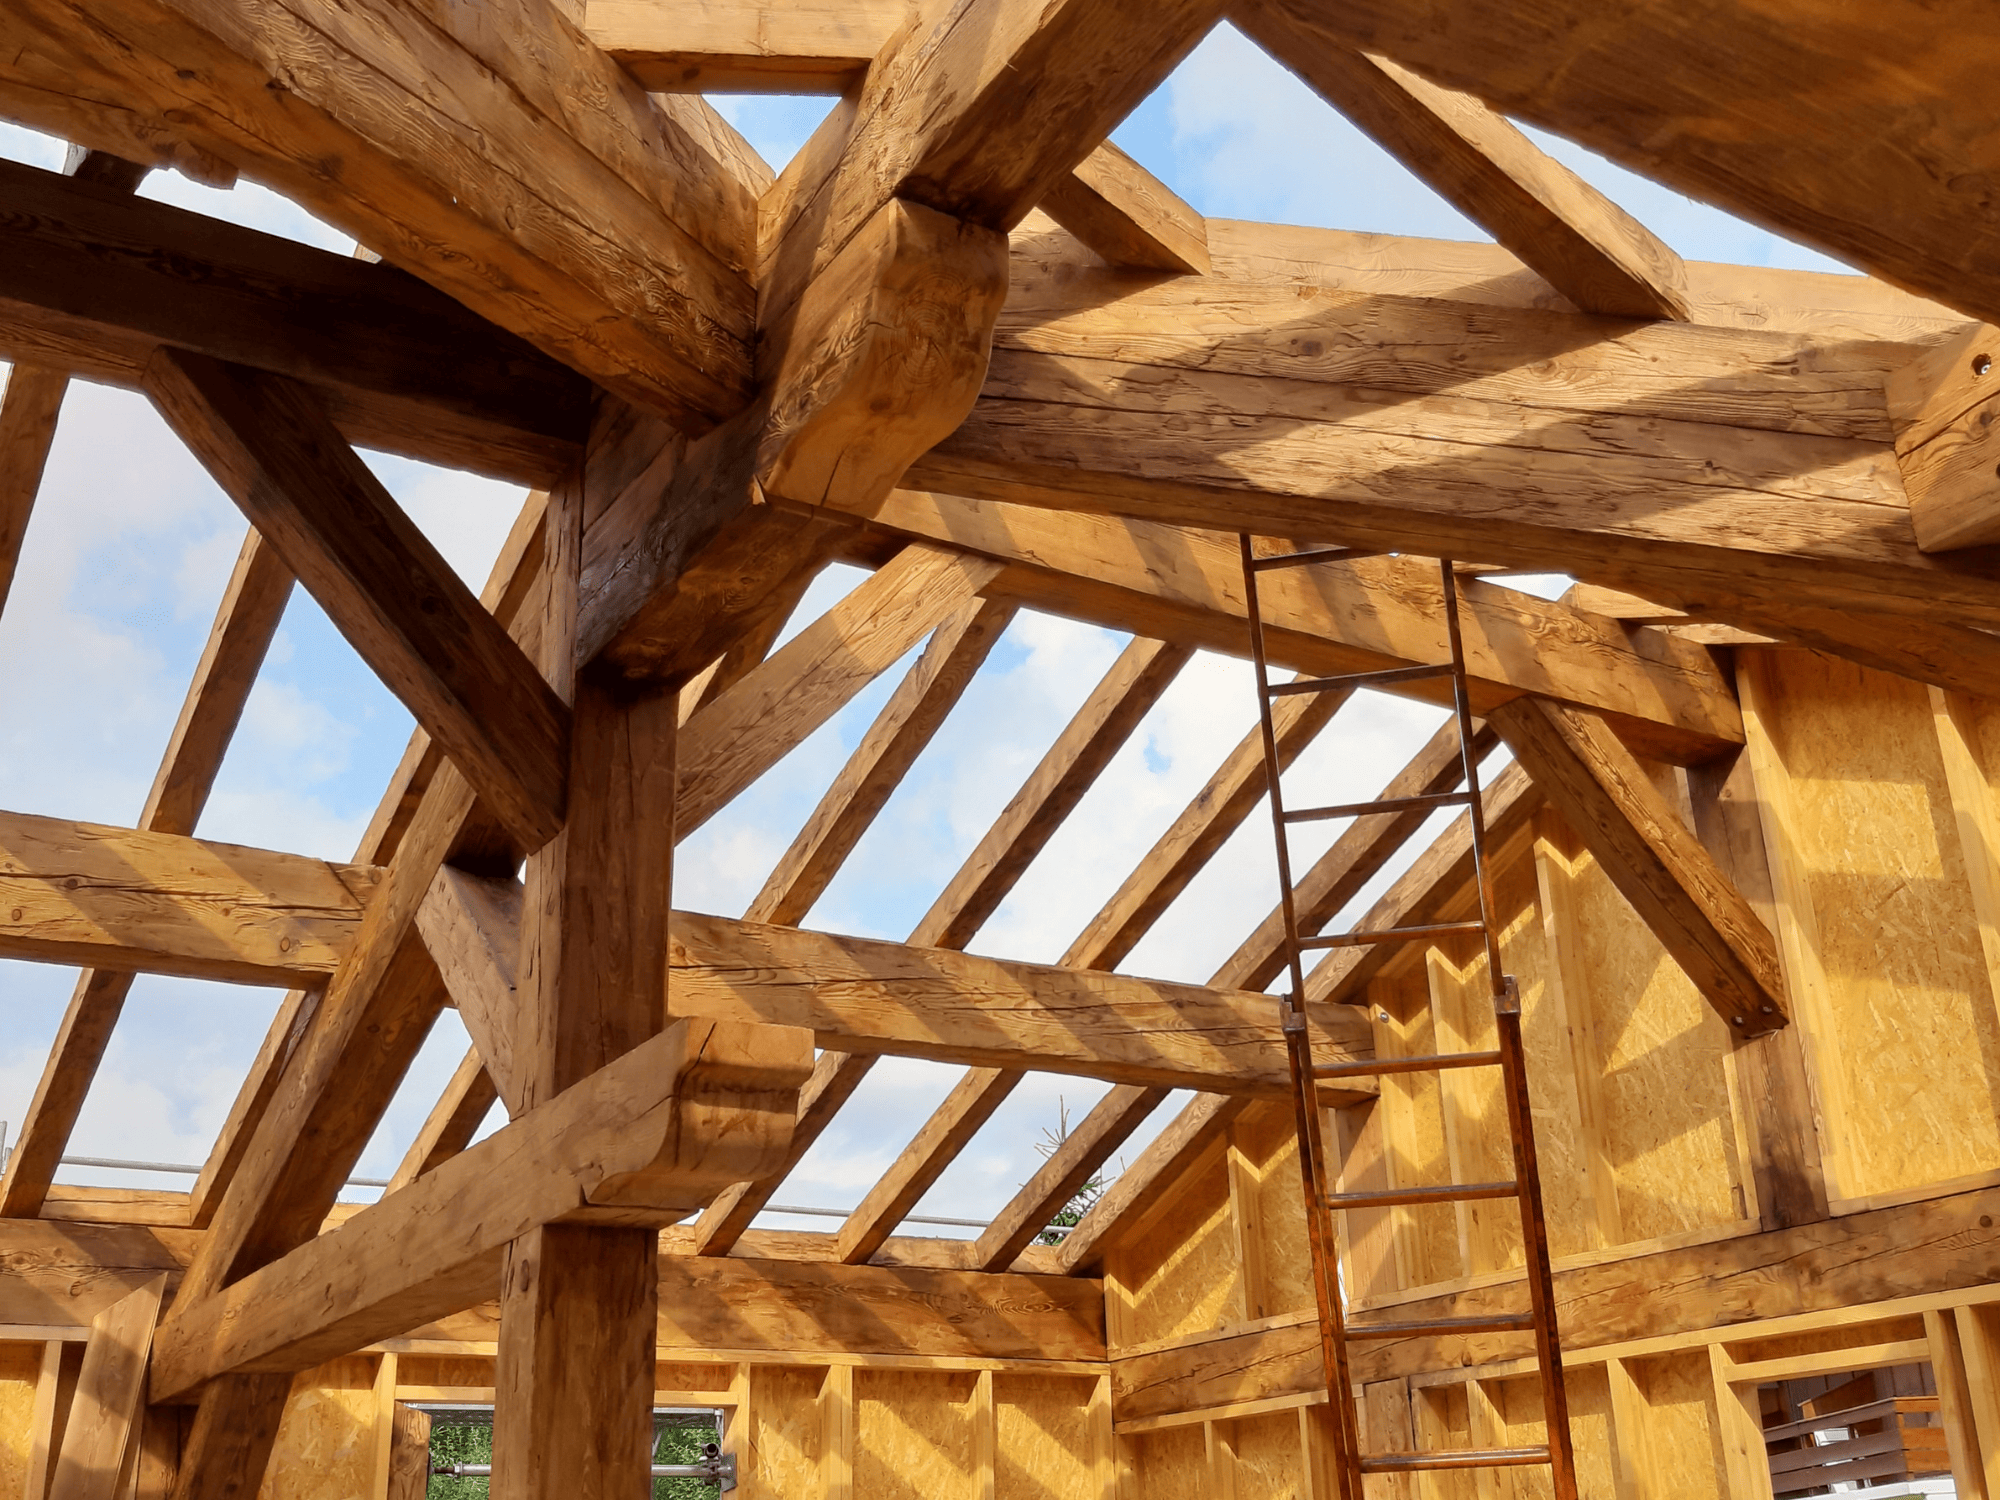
xmin=1238 ymin=536 xmax=1577 ymax=1500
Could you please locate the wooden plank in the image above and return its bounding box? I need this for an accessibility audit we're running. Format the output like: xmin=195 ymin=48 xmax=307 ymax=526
xmin=1238 ymin=6 xmax=1687 ymax=319
xmin=1041 ymin=142 xmax=1211 ymax=274
xmin=911 ymin=636 xmax=1195 ymax=950
xmin=1926 ymin=1308 xmax=1991 ymax=1500
xmin=46 ymin=1276 xmax=165 ymax=1500
xmin=677 ymin=544 xmax=1004 ymax=837
xmin=974 ymin=1084 xmax=1172 ymax=1272
xmin=747 ymin=595 xmax=1016 ymax=926
xmin=416 ymin=868 xmax=528 ymax=1117
xmin=584 ymin=0 xmax=916 ymax=93
xmin=0 ymin=156 xmax=589 ymax=485
xmin=1261 ymin=0 xmax=2000 ymax=337
xmin=24 ymin=1341 xmax=80 ymax=1500
xmin=1957 ymin=1305 xmax=2000 ymax=1500
xmin=1488 ymin=696 xmax=1787 ymax=1034
xmin=668 ymin=911 xmax=1373 ymax=1094
xmin=691 ymin=1050 xmax=881 ymax=1257
xmin=1063 ymin=682 xmax=1345 ymax=975
xmin=836 ymin=1068 xmax=1023 ymax=1265
xmin=384 ymin=1047 xmax=500 ymax=1194
xmin=146 ymin=350 xmax=571 ymax=852
xmin=147 ymin=1018 xmax=812 ymax=1403
xmin=0 ymin=529 xmax=293 ymax=1217
xmin=0 ymin=0 xmax=760 ymax=426
xmin=386 ymin=1403 xmax=432 ymax=1500
xmin=0 ymin=807 xmax=378 ymax=984
xmin=823 ymin=1364 xmax=856 ymax=1500
xmin=1604 ymin=1358 xmax=1659 ymax=1500
xmin=0 ymin=362 xmax=67 ymax=618
xmin=865 ymin=489 xmax=1743 ymax=765
xmin=1709 ymin=1346 xmax=1777 ymax=1500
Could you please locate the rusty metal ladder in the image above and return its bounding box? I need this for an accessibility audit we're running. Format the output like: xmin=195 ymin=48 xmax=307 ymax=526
xmin=1238 ymin=536 xmax=1577 ymax=1500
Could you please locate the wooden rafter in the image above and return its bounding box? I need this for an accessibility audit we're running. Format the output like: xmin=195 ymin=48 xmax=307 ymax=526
xmin=0 ymin=530 xmax=294 ymax=1217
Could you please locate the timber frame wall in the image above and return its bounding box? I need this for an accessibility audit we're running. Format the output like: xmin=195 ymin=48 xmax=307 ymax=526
xmin=0 ymin=0 xmax=1998 ymax=1498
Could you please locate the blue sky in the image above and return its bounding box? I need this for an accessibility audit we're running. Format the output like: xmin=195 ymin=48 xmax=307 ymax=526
xmin=0 ymin=22 xmax=1851 ymax=1233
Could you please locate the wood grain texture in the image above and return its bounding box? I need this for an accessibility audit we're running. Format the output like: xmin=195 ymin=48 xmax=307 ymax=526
xmin=146 ymin=350 xmax=571 ymax=852
xmin=1489 ymin=697 xmax=1787 ymax=1034
xmin=585 ymin=0 xmax=915 ymax=92
xmin=0 ymin=530 xmax=293 ymax=1217
xmin=866 ymin=490 xmax=1742 ymax=765
xmin=1240 ymin=4 xmax=1687 ymax=319
xmin=1057 ymin=1094 xmax=1251 ymax=1274
xmin=1040 ymin=142 xmax=1211 ymax=274
xmin=147 ymin=1019 xmax=813 ymax=1401
xmin=1885 ymin=323 xmax=2000 ymax=550
xmin=417 ymin=868 xmax=528 ymax=1117
xmin=0 ymin=0 xmax=759 ymax=426
xmin=1263 ymin=0 xmax=2000 ymax=336
xmin=0 ymin=361 xmax=66 ymax=617
xmin=0 ymin=155 xmax=589 ymax=485
xmin=677 ymin=544 xmax=1003 ymax=835
xmin=668 ymin=911 xmax=1372 ymax=1093
xmin=0 ymin=808 xmax=377 ymax=984
xmin=749 ymin=595 xmax=1016 ymax=927
xmin=45 ymin=1276 xmax=164 ymax=1500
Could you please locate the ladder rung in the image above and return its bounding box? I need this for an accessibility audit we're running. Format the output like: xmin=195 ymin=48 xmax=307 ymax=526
xmin=1360 ymin=1448 xmax=1551 ymax=1474
xmin=1266 ymin=663 xmax=1455 ymax=697
xmin=1344 ymin=1312 xmax=1536 ymax=1340
xmin=1248 ymin=546 xmax=1387 ymax=572
xmin=1328 ymin=1180 xmax=1517 ymax=1210
xmin=1282 ymin=790 xmax=1474 ymax=825
xmin=1299 ymin=920 xmax=1487 ymax=950
xmin=1315 ymin=1049 xmax=1503 ymax=1080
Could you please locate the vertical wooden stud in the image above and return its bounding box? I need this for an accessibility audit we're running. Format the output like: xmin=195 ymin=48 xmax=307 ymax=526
xmin=971 ymin=1369 xmax=996 ymax=1500
xmin=1926 ymin=1309 xmax=1991 ymax=1500
xmin=821 ymin=1365 xmax=855 ymax=1500
xmin=1103 ymin=1256 xmax=1138 ymax=1353
xmin=1226 ymin=1125 xmax=1270 ymax=1322
xmin=1298 ymin=1401 xmax=1341 ymax=1500
xmin=49 ymin=1276 xmax=167 ymax=1500
xmin=1956 ymin=1305 xmax=2000 ymax=1500
xmin=1706 ymin=1344 xmax=1773 ymax=1500
xmin=1333 ymin=1099 xmax=1399 ymax=1302
xmin=1932 ymin=689 xmax=2000 ymax=1027
xmin=1533 ymin=833 xmax=1624 ymax=1248
xmin=1464 ymin=1378 xmax=1507 ymax=1500
xmin=1604 ymin=1357 xmax=1659 ymax=1500
xmin=721 ymin=1364 xmax=753 ymax=1497
xmin=367 ymin=1353 xmax=399 ymax=1500
xmin=386 ymin=1404 xmax=433 ymax=1500
xmin=1089 ymin=1373 xmax=1119 ymax=1500
xmin=25 ymin=1341 xmax=73 ymax=1500
xmin=1205 ymin=1420 xmax=1238 ymax=1500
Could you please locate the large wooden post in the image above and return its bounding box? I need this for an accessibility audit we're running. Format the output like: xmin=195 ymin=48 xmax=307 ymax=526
xmin=492 ymin=466 xmax=680 ymax=1499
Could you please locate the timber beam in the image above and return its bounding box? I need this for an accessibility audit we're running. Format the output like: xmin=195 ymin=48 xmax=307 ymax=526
xmin=146 ymin=1018 xmax=812 ymax=1404
xmin=0 ymin=155 xmax=590 ymax=485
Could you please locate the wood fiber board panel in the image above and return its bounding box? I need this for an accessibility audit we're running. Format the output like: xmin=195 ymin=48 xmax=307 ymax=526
xmin=995 ymin=1373 xmax=1094 ymax=1500
xmin=1126 ymin=1155 xmax=1241 ymax=1346
xmin=1233 ymin=1410 xmax=1304 ymax=1500
xmin=855 ymin=1370 xmax=978 ymax=1500
xmin=1758 ymin=652 xmax=2000 ymax=1198
xmin=257 ymin=1356 xmax=381 ymax=1500
xmin=750 ymin=1366 xmax=823 ymax=1500
xmin=1562 ymin=850 xmax=1744 ymax=1240
xmin=1631 ymin=1353 xmax=1725 ymax=1500
xmin=0 ymin=1344 xmax=38 ymax=1500
xmin=1130 ymin=1423 xmax=1206 ymax=1500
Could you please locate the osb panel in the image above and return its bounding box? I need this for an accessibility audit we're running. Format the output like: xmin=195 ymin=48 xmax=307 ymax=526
xmin=1428 ymin=942 xmax=1522 ymax=1278
xmin=0 ymin=1344 xmax=41 ymax=1500
xmin=1563 ymin=849 xmax=1744 ymax=1241
xmin=995 ymin=1373 xmax=1094 ymax=1500
xmin=1129 ymin=1423 xmax=1205 ymax=1500
xmin=258 ymin=1356 xmax=380 ymax=1500
xmin=1241 ymin=1105 xmax=1315 ymax=1320
xmin=657 ymin=1360 xmax=737 ymax=1392
xmin=749 ymin=1365 xmax=823 ymax=1500
xmin=855 ymin=1369 xmax=977 ymax=1500
xmin=1562 ymin=1364 xmax=1616 ymax=1500
xmin=1231 ymin=1411 xmax=1302 ymax=1500
xmin=1372 ymin=970 xmax=1463 ymax=1290
xmin=1491 ymin=1377 xmax=1552 ymax=1500
xmin=1499 ymin=852 xmax=1596 ymax=1265
xmin=397 ymin=1355 xmax=493 ymax=1389
xmin=1632 ymin=1351 xmax=1724 ymax=1500
xmin=1125 ymin=1155 xmax=1241 ymax=1346
xmin=1761 ymin=652 xmax=2000 ymax=1197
